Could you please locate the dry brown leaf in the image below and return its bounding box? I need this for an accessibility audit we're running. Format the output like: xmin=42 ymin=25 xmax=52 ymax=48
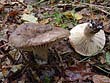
xmin=93 ymin=75 xmax=110 ymax=83
xmin=104 ymin=24 xmax=110 ymax=33
xmin=99 ymin=56 xmax=106 ymax=64
xmin=90 ymin=0 xmax=96 ymax=3
xmin=0 ymin=5 xmax=4 ymax=12
xmin=2 ymin=68 xmax=8 ymax=77
xmin=39 ymin=18 xmax=50 ymax=24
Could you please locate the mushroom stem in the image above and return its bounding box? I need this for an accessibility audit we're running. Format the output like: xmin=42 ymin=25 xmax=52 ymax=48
xmin=32 ymin=47 xmax=48 ymax=61
xmin=84 ymin=20 xmax=103 ymax=37
xmin=84 ymin=26 xmax=96 ymax=37
xmin=84 ymin=24 xmax=102 ymax=37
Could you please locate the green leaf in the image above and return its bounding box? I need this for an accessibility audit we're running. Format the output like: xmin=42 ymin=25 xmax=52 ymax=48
xmin=61 ymin=24 xmax=67 ymax=29
xmin=44 ymin=76 xmax=51 ymax=83
xmin=106 ymin=51 xmax=110 ymax=65
xmin=53 ymin=12 xmax=62 ymax=24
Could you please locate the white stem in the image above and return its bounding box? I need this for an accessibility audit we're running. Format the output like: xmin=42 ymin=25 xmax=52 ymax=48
xmin=84 ymin=27 xmax=96 ymax=37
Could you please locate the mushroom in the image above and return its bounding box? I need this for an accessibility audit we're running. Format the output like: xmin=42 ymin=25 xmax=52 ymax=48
xmin=69 ymin=20 xmax=105 ymax=56
xmin=9 ymin=23 xmax=69 ymax=64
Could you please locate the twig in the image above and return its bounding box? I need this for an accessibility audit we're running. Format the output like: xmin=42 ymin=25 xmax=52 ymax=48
xmin=54 ymin=48 xmax=63 ymax=65
xmin=82 ymin=3 xmax=110 ymax=15
xmin=0 ymin=50 xmax=15 ymax=63
xmin=14 ymin=50 xmax=22 ymax=64
xmin=16 ymin=0 xmax=27 ymax=7
xmin=0 ymin=43 xmax=9 ymax=48
xmin=78 ymin=50 xmax=103 ymax=63
xmin=56 ymin=2 xmax=110 ymax=15
xmin=82 ymin=3 xmax=110 ymax=9
xmin=94 ymin=65 xmax=110 ymax=74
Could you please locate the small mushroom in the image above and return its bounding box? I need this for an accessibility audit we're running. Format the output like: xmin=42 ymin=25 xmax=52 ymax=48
xmin=9 ymin=23 xmax=69 ymax=64
xmin=69 ymin=20 xmax=105 ymax=56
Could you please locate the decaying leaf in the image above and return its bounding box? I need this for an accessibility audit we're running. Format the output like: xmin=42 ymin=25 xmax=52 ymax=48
xmin=63 ymin=11 xmax=73 ymax=19
xmin=11 ymin=64 xmax=23 ymax=73
xmin=74 ymin=13 xmax=83 ymax=20
xmin=0 ymin=72 xmax=3 ymax=79
xmin=2 ymin=68 xmax=9 ymax=77
xmin=0 ymin=5 xmax=4 ymax=12
xmin=21 ymin=13 xmax=38 ymax=23
xmin=104 ymin=23 xmax=110 ymax=33
xmin=18 ymin=0 xmax=24 ymax=3
xmin=90 ymin=0 xmax=96 ymax=3
xmin=93 ymin=75 xmax=110 ymax=83
xmin=63 ymin=11 xmax=83 ymax=20
xmin=65 ymin=70 xmax=81 ymax=81
xmin=39 ymin=18 xmax=50 ymax=24
xmin=23 ymin=5 xmax=33 ymax=14
xmin=0 ymin=0 xmax=6 ymax=3
xmin=99 ymin=56 xmax=106 ymax=64
xmin=11 ymin=0 xmax=24 ymax=4
xmin=64 ymin=62 xmax=94 ymax=82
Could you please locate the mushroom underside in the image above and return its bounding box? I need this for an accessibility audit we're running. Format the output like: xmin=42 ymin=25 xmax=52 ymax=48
xmin=69 ymin=30 xmax=105 ymax=56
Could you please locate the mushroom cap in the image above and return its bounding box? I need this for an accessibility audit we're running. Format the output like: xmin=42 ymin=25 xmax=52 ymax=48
xmin=9 ymin=23 xmax=69 ymax=49
xmin=69 ymin=23 xmax=105 ymax=56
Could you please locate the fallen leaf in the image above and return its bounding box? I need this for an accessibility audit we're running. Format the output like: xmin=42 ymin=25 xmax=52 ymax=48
xmin=99 ymin=56 xmax=106 ymax=64
xmin=39 ymin=18 xmax=50 ymax=24
xmin=0 ymin=0 xmax=6 ymax=3
xmin=18 ymin=0 xmax=24 ymax=3
xmin=8 ymin=10 xmax=19 ymax=17
xmin=93 ymin=75 xmax=110 ymax=83
xmin=104 ymin=24 xmax=110 ymax=33
xmin=63 ymin=11 xmax=74 ymax=19
xmin=63 ymin=11 xmax=83 ymax=20
xmin=11 ymin=64 xmax=23 ymax=73
xmin=2 ymin=68 xmax=8 ymax=77
xmin=65 ymin=62 xmax=94 ymax=82
xmin=21 ymin=13 xmax=38 ymax=23
xmin=90 ymin=0 xmax=96 ymax=3
xmin=0 ymin=72 xmax=3 ymax=79
xmin=23 ymin=5 xmax=33 ymax=14
xmin=74 ymin=13 xmax=83 ymax=20
xmin=11 ymin=0 xmax=24 ymax=4
xmin=65 ymin=70 xmax=81 ymax=81
xmin=0 ymin=5 xmax=4 ymax=12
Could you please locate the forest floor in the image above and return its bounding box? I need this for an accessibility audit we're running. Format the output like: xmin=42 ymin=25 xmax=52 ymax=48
xmin=0 ymin=0 xmax=110 ymax=83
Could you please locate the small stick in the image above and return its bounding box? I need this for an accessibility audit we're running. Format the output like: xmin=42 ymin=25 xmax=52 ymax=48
xmin=0 ymin=43 xmax=9 ymax=48
xmin=16 ymin=0 xmax=27 ymax=7
xmin=82 ymin=3 xmax=110 ymax=15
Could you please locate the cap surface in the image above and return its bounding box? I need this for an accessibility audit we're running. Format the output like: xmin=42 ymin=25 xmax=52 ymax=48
xmin=69 ymin=23 xmax=105 ymax=56
xmin=9 ymin=23 xmax=69 ymax=48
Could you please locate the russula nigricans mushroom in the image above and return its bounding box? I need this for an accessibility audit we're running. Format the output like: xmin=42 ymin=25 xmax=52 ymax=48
xmin=9 ymin=23 xmax=69 ymax=64
xmin=69 ymin=20 xmax=106 ymax=56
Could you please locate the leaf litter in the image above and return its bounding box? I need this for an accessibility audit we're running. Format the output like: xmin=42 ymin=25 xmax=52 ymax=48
xmin=0 ymin=0 xmax=110 ymax=83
